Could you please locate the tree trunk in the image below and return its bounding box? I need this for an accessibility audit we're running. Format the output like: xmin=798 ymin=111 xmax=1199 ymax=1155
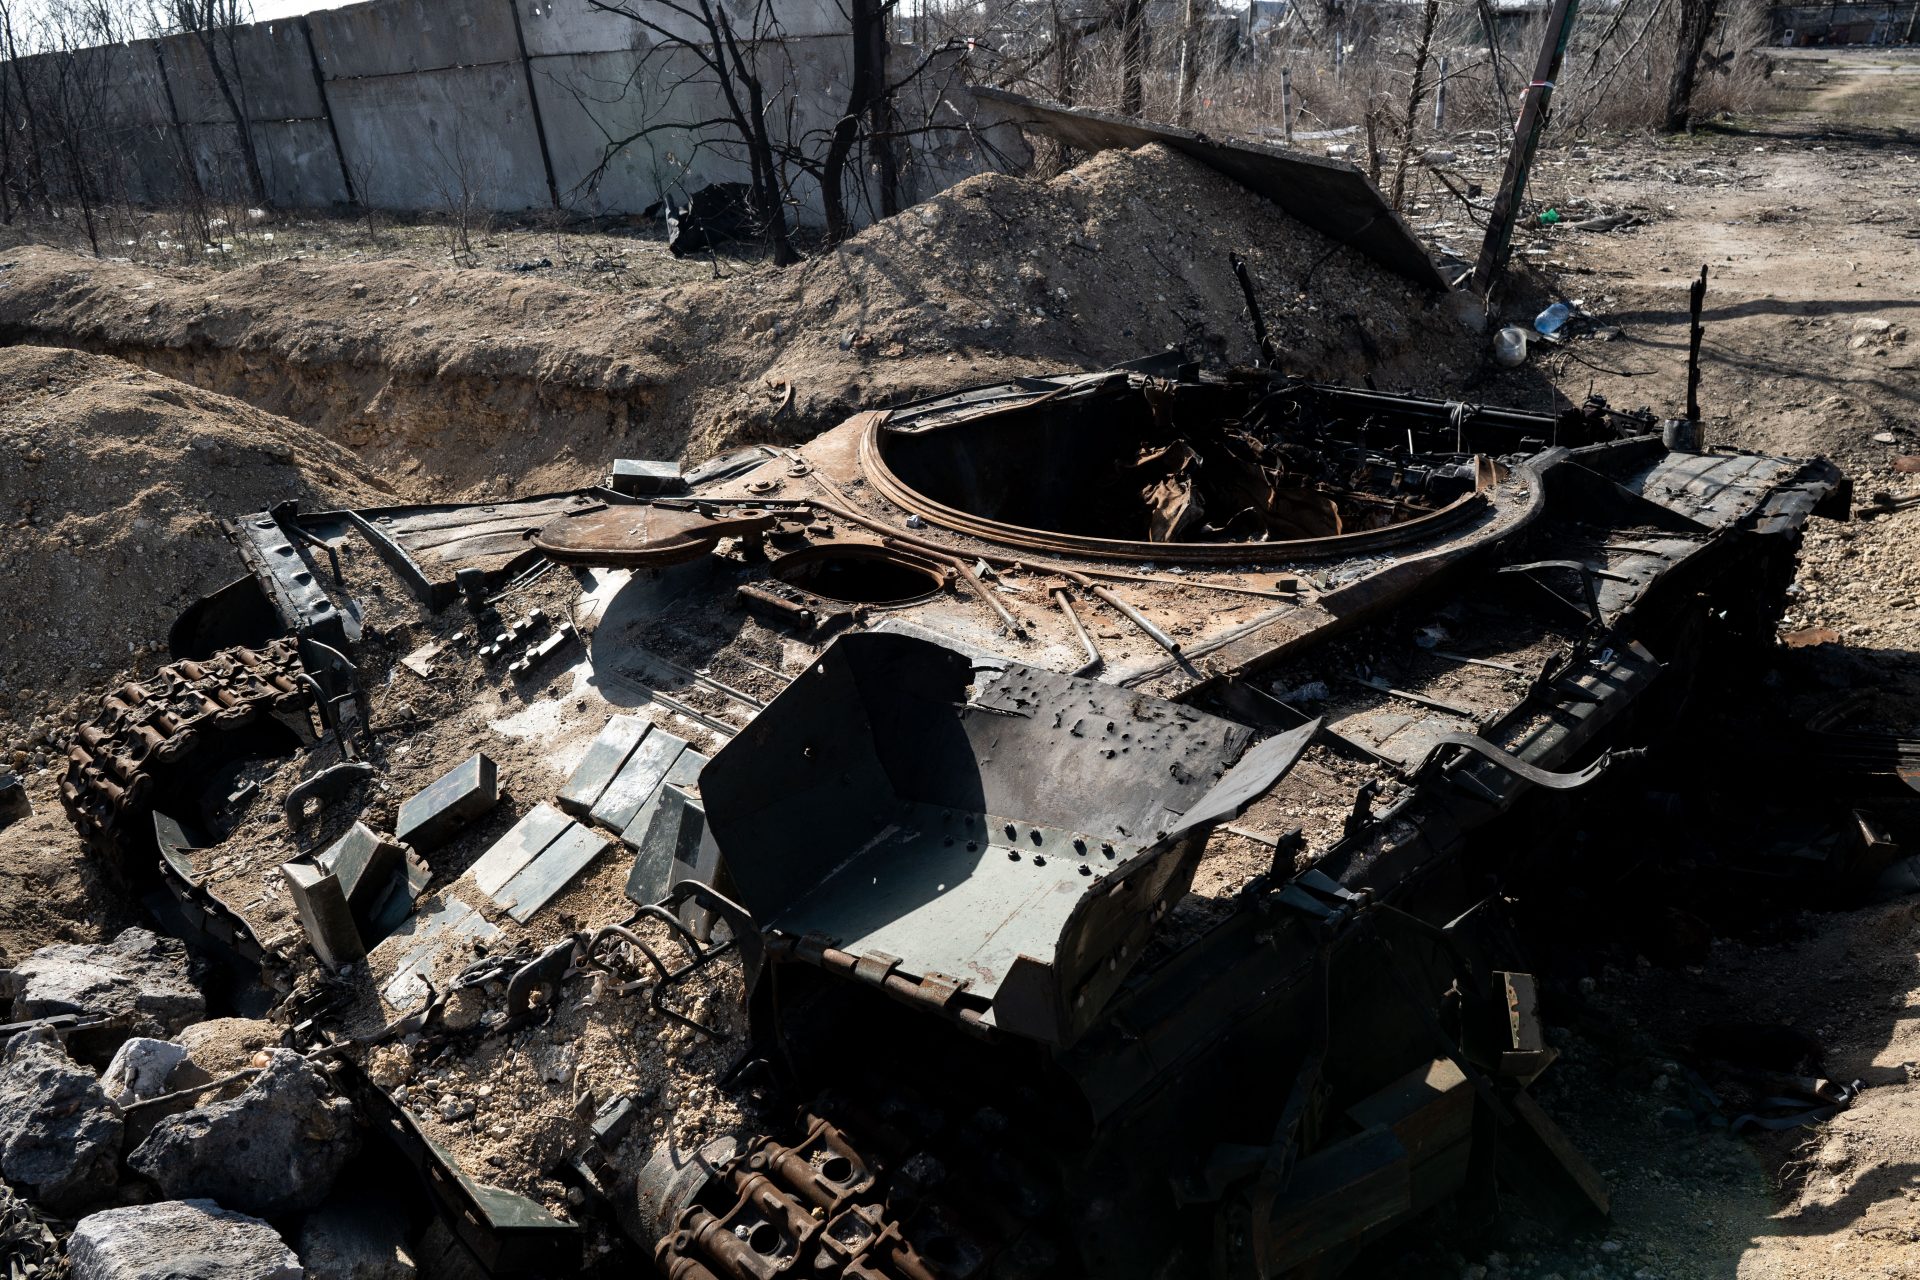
xmin=7 ymin=21 xmax=50 ymax=215
xmin=1120 ymin=0 xmax=1147 ymax=116
xmin=821 ymin=0 xmax=879 ymax=243
xmin=1173 ymin=0 xmax=1201 ymax=125
xmin=860 ymin=0 xmax=898 ymax=217
xmin=1052 ymin=0 xmax=1077 ymax=104
xmin=1388 ymin=0 xmax=1441 ymax=210
xmin=196 ymin=27 xmax=268 ymax=206
xmin=1662 ymin=0 xmax=1716 ymax=133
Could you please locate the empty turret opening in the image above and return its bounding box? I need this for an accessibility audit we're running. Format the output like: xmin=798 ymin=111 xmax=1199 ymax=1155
xmin=862 ymin=376 xmax=1617 ymax=558
xmin=771 ymin=545 xmax=946 ymax=605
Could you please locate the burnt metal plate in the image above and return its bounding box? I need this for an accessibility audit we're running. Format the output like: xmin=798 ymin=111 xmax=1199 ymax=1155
xmin=533 ymin=504 xmax=776 ymax=568
xmin=972 ymin=87 xmax=1448 ymax=290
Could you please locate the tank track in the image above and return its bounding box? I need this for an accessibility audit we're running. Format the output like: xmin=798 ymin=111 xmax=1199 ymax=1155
xmin=60 ymin=639 xmax=312 ymax=851
xmin=59 ymin=640 xmax=314 ymax=967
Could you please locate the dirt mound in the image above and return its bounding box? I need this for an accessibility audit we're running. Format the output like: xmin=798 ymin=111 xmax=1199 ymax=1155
xmin=0 ymin=145 xmax=1473 ymax=499
xmin=682 ymin=143 xmax=1476 ymax=456
xmin=0 ymin=346 xmax=386 ymax=720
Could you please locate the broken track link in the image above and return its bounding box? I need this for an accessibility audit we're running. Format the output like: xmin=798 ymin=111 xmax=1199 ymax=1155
xmin=658 ymin=1114 xmax=941 ymax=1280
xmin=59 ymin=639 xmax=313 ymax=862
xmin=657 ymin=1103 xmax=1058 ymax=1280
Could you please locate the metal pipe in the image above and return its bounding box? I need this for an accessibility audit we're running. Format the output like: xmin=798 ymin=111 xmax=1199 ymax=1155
xmin=1063 ymin=571 xmax=1183 ymax=659
xmin=1052 ymin=588 xmax=1102 ymax=676
xmin=948 ymin=553 xmax=1025 ymax=638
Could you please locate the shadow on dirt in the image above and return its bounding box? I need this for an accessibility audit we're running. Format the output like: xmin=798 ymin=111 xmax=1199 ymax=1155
xmin=1347 ymin=635 xmax=1920 ymax=1275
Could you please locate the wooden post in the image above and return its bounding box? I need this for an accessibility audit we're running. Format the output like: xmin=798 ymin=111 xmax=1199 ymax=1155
xmin=1470 ymin=0 xmax=1580 ymax=297
xmin=1281 ymin=65 xmax=1294 ymax=142
xmin=1686 ymin=265 xmax=1708 ymax=422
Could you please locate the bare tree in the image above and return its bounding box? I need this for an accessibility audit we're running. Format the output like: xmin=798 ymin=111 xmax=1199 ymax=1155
xmin=1662 ymin=0 xmax=1716 ymax=132
xmin=150 ymin=0 xmax=267 ymax=207
xmin=1387 ymin=0 xmax=1440 ymax=210
xmin=32 ymin=0 xmax=150 ymax=255
xmin=582 ymin=0 xmax=802 ymax=265
xmin=423 ymin=108 xmax=497 ymax=264
xmin=0 ymin=1 xmax=51 ymax=217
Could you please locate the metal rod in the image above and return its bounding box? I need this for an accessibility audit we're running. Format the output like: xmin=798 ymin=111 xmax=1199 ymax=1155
xmin=949 ymin=553 xmax=1026 ymax=637
xmin=1470 ymin=0 xmax=1581 ymax=297
xmin=1053 ymin=588 xmax=1102 ymax=676
xmin=1431 ymin=649 xmax=1529 ymax=676
xmin=630 ymin=643 xmax=767 ymax=710
xmin=1350 ymin=675 xmax=1481 ymax=721
xmin=1067 ymin=572 xmax=1182 ymax=658
xmin=1231 ymin=252 xmax=1278 ymax=366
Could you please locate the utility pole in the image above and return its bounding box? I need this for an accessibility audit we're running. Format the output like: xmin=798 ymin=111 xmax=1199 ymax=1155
xmin=1470 ymin=0 xmax=1579 ymax=297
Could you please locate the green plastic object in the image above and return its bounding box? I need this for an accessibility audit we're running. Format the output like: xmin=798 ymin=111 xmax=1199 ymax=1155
xmin=1538 ymin=208 xmax=1562 ymax=225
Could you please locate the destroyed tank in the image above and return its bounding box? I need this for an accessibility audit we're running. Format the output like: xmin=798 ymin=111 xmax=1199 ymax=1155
xmin=55 ymin=362 xmax=1850 ymax=1278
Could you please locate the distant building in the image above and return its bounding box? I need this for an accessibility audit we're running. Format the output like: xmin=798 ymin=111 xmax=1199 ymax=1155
xmin=1772 ymin=0 xmax=1920 ymax=44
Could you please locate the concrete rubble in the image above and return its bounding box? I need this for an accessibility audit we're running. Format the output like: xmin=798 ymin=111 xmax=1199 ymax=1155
xmin=99 ymin=1036 xmax=193 ymax=1105
xmin=0 ymin=1027 xmax=123 ymax=1213
xmin=4 ymin=928 xmax=204 ymax=1037
xmin=67 ymin=1200 xmax=303 ymax=1280
xmin=126 ymin=1050 xmax=358 ymax=1219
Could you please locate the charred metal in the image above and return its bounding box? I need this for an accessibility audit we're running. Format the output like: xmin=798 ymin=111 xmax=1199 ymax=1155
xmin=40 ymin=361 xmax=1878 ymax=1279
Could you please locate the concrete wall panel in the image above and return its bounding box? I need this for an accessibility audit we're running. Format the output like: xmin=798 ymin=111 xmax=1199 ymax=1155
xmin=518 ymin=0 xmax=846 ymax=57
xmin=183 ymin=119 xmax=254 ymax=205
xmin=109 ymin=124 xmax=193 ymax=204
xmin=531 ymin=36 xmax=849 ymax=218
xmin=98 ymin=42 xmax=173 ymax=132
xmin=0 ymin=0 xmax=1015 ymax=225
xmin=228 ymin=20 xmax=329 ymax=120
xmin=155 ymin=32 xmax=253 ymax=127
xmin=256 ymin=119 xmax=351 ymax=206
xmin=328 ymin=63 xmax=551 ymax=210
xmin=309 ymin=0 xmax=523 ymax=80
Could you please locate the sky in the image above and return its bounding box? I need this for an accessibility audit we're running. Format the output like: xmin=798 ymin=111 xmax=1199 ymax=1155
xmin=247 ymin=0 xmax=355 ymax=19
xmin=4 ymin=0 xmax=359 ymax=29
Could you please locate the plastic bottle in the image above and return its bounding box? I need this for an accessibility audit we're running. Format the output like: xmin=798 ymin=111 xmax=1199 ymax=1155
xmin=1493 ymin=326 xmax=1529 ymax=367
xmin=1534 ymin=303 xmax=1571 ymax=337
xmin=1538 ymin=208 xmax=1562 ymax=225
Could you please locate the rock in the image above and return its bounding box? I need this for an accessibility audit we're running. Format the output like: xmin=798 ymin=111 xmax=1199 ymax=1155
xmin=100 ymin=1037 xmax=191 ymax=1105
xmin=7 ymin=927 xmax=204 ymax=1036
xmin=296 ymin=1193 xmax=417 ymax=1280
xmin=127 ymin=1050 xmax=359 ymax=1218
xmin=0 ymin=1027 xmax=123 ymax=1211
xmin=69 ymin=1199 xmax=303 ymax=1280
xmin=175 ymin=1017 xmax=277 ymax=1078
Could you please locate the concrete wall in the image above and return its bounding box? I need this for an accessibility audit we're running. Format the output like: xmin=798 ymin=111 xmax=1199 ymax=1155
xmin=8 ymin=0 xmax=1024 ymax=226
